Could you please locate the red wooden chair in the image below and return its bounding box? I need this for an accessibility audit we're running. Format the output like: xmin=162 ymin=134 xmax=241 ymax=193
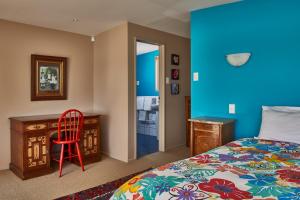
xmin=51 ymin=109 xmax=85 ymax=177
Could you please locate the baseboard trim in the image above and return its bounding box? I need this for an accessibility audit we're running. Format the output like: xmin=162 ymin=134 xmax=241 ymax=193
xmin=101 ymin=151 xmax=129 ymax=163
xmin=128 ymin=157 xmax=136 ymax=162
xmin=165 ymin=143 xmax=186 ymax=151
xmin=103 ymin=143 xmax=187 ymax=164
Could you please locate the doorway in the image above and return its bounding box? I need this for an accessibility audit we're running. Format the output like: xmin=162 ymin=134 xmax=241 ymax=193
xmin=134 ymin=40 xmax=165 ymax=158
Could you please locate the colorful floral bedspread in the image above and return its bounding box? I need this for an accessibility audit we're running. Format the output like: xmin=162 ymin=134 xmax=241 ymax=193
xmin=110 ymin=138 xmax=300 ymax=200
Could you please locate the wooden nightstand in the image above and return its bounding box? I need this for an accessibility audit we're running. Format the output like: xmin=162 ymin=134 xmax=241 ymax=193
xmin=189 ymin=117 xmax=235 ymax=156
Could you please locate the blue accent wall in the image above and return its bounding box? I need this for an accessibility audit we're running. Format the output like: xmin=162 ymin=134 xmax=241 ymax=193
xmin=137 ymin=50 xmax=159 ymax=96
xmin=191 ymin=0 xmax=300 ymax=139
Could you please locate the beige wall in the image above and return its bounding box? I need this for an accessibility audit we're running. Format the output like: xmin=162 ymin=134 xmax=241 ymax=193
xmin=0 ymin=20 xmax=190 ymax=169
xmin=0 ymin=20 xmax=94 ymax=170
xmin=93 ymin=23 xmax=129 ymax=162
xmin=93 ymin=22 xmax=190 ymax=162
xmin=127 ymin=23 xmax=191 ymax=160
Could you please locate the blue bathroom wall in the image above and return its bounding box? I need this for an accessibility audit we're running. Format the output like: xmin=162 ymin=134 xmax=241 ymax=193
xmin=191 ymin=0 xmax=300 ymax=139
xmin=137 ymin=50 xmax=159 ymax=96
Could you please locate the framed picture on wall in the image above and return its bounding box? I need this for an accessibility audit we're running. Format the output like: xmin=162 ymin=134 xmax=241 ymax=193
xmin=171 ymin=83 xmax=180 ymax=95
xmin=171 ymin=69 xmax=179 ymax=80
xmin=171 ymin=54 xmax=180 ymax=65
xmin=31 ymin=54 xmax=67 ymax=101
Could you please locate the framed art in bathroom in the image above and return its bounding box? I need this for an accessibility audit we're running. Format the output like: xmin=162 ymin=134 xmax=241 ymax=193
xmin=171 ymin=69 xmax=179 ymax=80
xmin=171 ymin=83 xmax=179 ymax=95
xmin=171 ymin=54 xmax=180 ymax=65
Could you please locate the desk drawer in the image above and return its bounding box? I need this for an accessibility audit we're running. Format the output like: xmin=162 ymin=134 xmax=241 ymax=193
xmin=84 ymin=118 xmax=98 ymax=125
xmin=49 ymin=122 xmax=79 ymax=129
xmin=193 ymin=122 xmax=219 ymax=132
xmin=25 ymin=123 xmax=47 ymax=132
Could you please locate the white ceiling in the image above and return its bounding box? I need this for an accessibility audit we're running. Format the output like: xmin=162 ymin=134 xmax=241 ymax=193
xmin=137 ymin=42 xmax=159 ymax=55
xmin=0 ymin=0 xmax=239 ymax=38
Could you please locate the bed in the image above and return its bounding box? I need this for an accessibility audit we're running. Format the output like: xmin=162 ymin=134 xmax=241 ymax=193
xmin=111 ymin=138 xmax=300 ymax=199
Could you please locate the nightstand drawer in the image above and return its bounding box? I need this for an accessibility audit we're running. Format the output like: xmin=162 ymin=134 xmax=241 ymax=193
xmin=194 ymin=130 xmax=219 ymax=137
xmin=193 ymin=123 xmax=219 ymax=132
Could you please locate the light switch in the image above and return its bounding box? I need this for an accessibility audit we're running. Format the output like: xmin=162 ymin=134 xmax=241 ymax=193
xmin=193 ymin=72 xmax=199 ymax=81
xmin=166 ymin=77 xmax=170 ymax=84
xmin=136 ymin=81 xmax=140 ymax=86
xmin=229 ymin=104 xmax=236 ymax=114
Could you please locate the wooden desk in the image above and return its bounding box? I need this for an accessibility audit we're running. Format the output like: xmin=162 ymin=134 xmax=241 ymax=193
xmin=9 ymin=113 xmax=101 ymax=180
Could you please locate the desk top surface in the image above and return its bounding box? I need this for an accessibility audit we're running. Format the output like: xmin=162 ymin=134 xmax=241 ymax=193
xmin=10 ymin=113 xmax=101 ymax=122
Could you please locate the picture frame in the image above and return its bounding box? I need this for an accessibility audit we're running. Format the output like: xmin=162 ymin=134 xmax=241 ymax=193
xmin=31 ymin=54 xmax=67 ymax=101
xmin=171 ymin=83 xmax=180 ymax=95
xmin=171 ymin=69 xmax=179 ymax=80
xmin=171 ymin=54 xmax=180 ymax=65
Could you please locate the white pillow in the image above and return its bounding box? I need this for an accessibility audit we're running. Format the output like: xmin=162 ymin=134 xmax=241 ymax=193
xmin=259 ymin=106 xmax=300 ymax=144
xmin=263 ymin=106 xmax=300 ymax=112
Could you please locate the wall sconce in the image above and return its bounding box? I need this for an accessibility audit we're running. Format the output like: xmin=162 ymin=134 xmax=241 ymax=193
xmin=226 ymin=53 xmax=251 ymax=67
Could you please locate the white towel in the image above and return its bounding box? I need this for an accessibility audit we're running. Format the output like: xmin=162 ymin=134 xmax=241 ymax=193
xmin=138 ymin=111 xmax=147 ymax=121
xmin=149 ymin=113 xmax=157 ymax=122
xmin=143 ymin=97 xmax=152 ymax=111
xmin=137 ymin=97 xmax=144 ymax=110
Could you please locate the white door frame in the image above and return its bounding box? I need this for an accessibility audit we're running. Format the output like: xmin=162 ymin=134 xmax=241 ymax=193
xmin=133 ymin=38 xmax=166 ymax=159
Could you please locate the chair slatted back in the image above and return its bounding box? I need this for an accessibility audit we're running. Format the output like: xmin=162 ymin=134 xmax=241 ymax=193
xmin=57 ymin=109 xmax=84 ymax=142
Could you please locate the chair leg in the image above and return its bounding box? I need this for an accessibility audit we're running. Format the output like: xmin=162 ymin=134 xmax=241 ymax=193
xmin=68 ymin=144 xmax=72 ymax=162
xmin=75 ymin=142 xmax=85 ymax=172
xmin=59 ymin=144 xmax=65 ymax=177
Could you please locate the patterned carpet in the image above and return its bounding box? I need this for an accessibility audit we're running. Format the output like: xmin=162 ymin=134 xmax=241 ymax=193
xmin=56 ymin=168 xmax=152 ymax=200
